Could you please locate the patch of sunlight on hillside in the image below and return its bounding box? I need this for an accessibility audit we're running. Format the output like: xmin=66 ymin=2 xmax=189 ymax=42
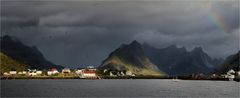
xmin=103 ymin=56 xmax=164 ymax=76
xmin=0 ymin=52 xmax=27 ymax=74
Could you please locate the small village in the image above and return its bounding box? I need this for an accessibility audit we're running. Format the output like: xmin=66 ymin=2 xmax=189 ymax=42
xmin=1 ymin=65 xmax=239 ymax=81
xmin=1 ymin=66 xmax=139 ymax=79
xmin=2 ymin=66 xmax=99 ymax=79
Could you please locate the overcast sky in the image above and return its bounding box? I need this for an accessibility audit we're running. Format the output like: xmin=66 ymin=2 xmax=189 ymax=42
xmin=1 ymin=0 xmax=239 ymax=68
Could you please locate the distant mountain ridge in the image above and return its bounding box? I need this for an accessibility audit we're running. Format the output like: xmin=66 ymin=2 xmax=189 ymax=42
xmin=99 ymin=41 xmax=165 ymax=76
xmin=100 ymin=40 xmax=224 ymax=76
xmin=1 ymin=35 xmax=231 ymax=76
xmin=142 ymin=43 xmax=223 ymax=76
xmin=1 ymin=35 xmax=63 ymax=70
xmin=217 ymin=51 xmax=239 ymax=73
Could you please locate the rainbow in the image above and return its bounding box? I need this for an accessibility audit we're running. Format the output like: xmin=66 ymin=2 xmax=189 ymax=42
xmin=202 ymin=0 xmax=231 ymax=33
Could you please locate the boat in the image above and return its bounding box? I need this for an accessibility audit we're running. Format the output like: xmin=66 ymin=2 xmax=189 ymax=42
xmin=172 ymin=76 xmax=180 ymax=82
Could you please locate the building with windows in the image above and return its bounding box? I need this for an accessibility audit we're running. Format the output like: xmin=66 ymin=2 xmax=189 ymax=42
xmin=80 ymin=66 xmax=97 ymax=79
xmin=9 ymin=71 xmax=17 ymax=75
xmin=28 ymin=69 xmax=37 ymax=76
xmin=47 ymin=68 xmax=59 ymax=76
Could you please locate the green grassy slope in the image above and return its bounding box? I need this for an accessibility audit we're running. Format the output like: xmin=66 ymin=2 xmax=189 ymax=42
xmin=100 ymin=41 xmax=166 ymax=76
xmin=0 ymin=52 xmax=27 ymax=74
xmin=101 ymin=55 xmax=165 ymax=76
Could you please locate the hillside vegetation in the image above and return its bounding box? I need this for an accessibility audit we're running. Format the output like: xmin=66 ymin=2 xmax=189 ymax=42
xmin=0 ymin=52 xmax=27 ymax=74
xmin=100 ymin=41 xmax=165 ymax=76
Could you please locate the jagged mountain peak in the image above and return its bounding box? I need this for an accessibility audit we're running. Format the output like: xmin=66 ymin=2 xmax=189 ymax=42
xmin=100 ymin=41 xmax=164 ymax=76
xmin=104 ymin=41 xmax=222 ymax=76
xmin=191 ymin=46 xmax=204 ymax=53
xmin=118 ymin=40 xmax=141 ymax=51
xmin=129 ymin=40 xmax=141 ymax=46
xmin=1 ymin=35 xmax=63 ymax=70
xmin=1 ymin=35 xmax=21 ymax=44
xmin=131 ymin=40 xmax=139 ymax=44
xmin=190 ymin=47 xmax=207 ymax=57
xmin=142 ymin=44 xmax=222 ymax=76
xmin=1 ymin=35 xmax=13 ymax=40
xmin=179 ymin=46 xmax=187 ymax=52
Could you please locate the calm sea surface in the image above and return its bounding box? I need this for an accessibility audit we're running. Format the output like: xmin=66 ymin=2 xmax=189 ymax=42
xmin=1 ymin=79 xmax=239 ymax=97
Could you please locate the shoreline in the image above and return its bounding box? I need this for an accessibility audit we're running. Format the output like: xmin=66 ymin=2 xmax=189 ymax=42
xmin=1 ymin=76 xmax=239 ymax=82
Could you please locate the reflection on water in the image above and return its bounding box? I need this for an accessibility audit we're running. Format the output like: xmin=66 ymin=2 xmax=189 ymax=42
xmin=1 ymin=79 xmax=239 ymax=97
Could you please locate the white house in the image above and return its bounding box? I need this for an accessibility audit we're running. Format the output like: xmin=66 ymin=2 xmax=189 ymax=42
xmin=18 ymin=72 xmax=23 ymax=75
xmin=82 ymin=70 xmax=96 ymax=78
xmin=126 ymin=71 xmax=132 ymax=76
xmin=227 ymin=69 xmax=235 ymax=81
xmin=80 ymin=66 xmax=97 ymax=78
xmin=22 ymin=71 xmax=27 ymax=75
xmin=9 ymin=71 xmax=17 ymax=75
xmin=28 ymin=72 xmax=37 ymax=76
xmin=237 ymin=71 xmax=240 ymax=76
xmin=132 ymin=74 xmax=136 ymax=77
xmin=120 ymin=71 xmax=125 ymax=76
xmin=51 ymin=68 xmax=59 ymax=74
xmin=36 ymin=71 xmax=43 ymax=75
xmin=62 ymin=68 xmax=71 ymax=74
xmin=237 ymin=71 xmax=240 ymax=79
xmin=109 ymin=71 xmax=125 ymax=77
xmin=28 ymin=69 xmax=37 ymax=76
xmin=75 ymin=69 xmax=83 ymax=75
xmin=110 ymin=72 xmax=116 ymax=77
xmin=47 ymin=71 xmax=53 ymax=76
xmin=17 ymin=71 xmax=27 ymax=75
xmin=3 ymin=72 xmax=10 ymax=76
xmin=47 ymin=68 xmax=59 ymax=76
xmin=227 ymin=69 xmax=235 ymax=74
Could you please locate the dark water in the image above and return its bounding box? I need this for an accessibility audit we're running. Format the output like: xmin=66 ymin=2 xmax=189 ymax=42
xmin=1 ymin=79 xmax=239 ymax=97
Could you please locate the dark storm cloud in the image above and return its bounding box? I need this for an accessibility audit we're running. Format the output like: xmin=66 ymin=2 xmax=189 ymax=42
xmin=1 ymin=0 xmax=239 ymax=68
xmin=1 ymin=17 xmax=39 ymax=29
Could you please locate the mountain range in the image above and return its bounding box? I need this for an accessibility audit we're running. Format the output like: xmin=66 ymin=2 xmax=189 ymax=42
xmin=1 ymin=35 xmax=238 ymax=76
xmin=100 ymin=41 xmax=231 ymax=76
xmin=99 ymin=41 xmax=165 ymax=76
xmin=0 ymin=35 xmax=63 ymax=74
xmin=217 ymin=51 xmax=239 ymax=74
xmin=142 ymin=43 xmax=223 ymax=76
